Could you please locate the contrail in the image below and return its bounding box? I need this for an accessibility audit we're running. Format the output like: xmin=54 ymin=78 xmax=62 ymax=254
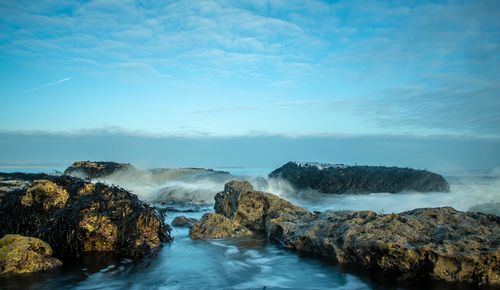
xmin=25 ymin=77 xmax=72 ymax=93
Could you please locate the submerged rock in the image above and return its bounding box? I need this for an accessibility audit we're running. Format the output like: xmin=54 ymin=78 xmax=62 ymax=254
xmin=0 ymin=173 xmax=172 ymax=259
xmin=64 ymin=161 xmax=135 ymax=179
xmin=269 ymin=161 xmax=450 ymax=194
xmin=193 ymin=180 xmax=500 ymax=286
xmin=0 ymin=234 xmax=62 ymax=275
xmin=171 ymin=216 xmax=199 ymax=228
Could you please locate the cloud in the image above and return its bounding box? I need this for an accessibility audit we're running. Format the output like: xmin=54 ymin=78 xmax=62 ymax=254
xmin=25 ymin=77 xmax=72 ymax=93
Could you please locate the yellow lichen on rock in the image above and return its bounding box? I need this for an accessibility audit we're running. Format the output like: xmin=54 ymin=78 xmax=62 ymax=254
xmin=21 ymin=180 xmax=69 ymax=211
xmin=79 ymin=214 xmax=118 ymax=252
xmin=0 ymin=234 xmax=62 ymax=274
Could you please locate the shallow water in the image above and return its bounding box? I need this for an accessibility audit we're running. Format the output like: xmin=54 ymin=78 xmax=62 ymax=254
xmin=1 ymin=167 xmax=499 ymax=289
xmin=1 ymin=210 xmax=491 ymax=290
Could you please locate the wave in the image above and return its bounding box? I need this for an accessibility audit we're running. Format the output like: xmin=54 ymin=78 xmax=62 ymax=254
xmin=94 ymin=168 xmax=500 ymax=215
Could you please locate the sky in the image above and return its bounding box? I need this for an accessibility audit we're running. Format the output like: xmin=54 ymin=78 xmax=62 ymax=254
xmin=0 ymin=0 xmax=498 ymax=138
xmin=0 ymin=1 xmax=499 ymax=171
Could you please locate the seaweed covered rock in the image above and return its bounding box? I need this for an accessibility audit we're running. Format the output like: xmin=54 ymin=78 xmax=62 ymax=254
xmin=269 ymin=161 xmax=450 ymax=194
xmin=64 ymin=161 xmax=135 ymax=179
xmin=190 ymin=213 xmax=253 ymax=239
xmin=0 ymin=234 xmax=62 ymax=275
xmin=0 ymin=173 xmax=172 ymax=259
xmin=190 ymin=181 xmax=310 ymax=239
xmin=171 ymin=216 xmax=199 ymax=228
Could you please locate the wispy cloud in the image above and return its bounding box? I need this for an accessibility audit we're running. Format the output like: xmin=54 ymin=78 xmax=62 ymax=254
xmin=25 ymin=77 xmax=72 ymax=93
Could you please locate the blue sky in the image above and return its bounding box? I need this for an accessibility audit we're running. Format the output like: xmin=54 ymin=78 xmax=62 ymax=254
xmin=0 ymin=0 xmax=499 ymax=138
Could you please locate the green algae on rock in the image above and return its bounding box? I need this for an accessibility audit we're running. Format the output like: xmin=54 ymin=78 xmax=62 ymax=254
xmin=0 ymin=234 xmax=62 ymax=275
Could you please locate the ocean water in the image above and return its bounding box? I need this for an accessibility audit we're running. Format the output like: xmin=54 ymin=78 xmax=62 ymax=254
xmin=0 ymin=166 xmax=499 ymax=289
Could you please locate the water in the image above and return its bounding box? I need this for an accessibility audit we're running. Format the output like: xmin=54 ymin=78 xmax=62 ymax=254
xmin=1 ymin=166 xmax=499 ymax=289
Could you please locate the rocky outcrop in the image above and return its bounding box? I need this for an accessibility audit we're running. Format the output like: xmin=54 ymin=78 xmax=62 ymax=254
xmin=193 ymin=180 xmax=500 ymax=286
xmin=269 ymin=161 xmax=450 ymax=194
xmin=190 ymin=213 xmax=253 ymax=239
xmin=190 ymin=181 xmax=311 ymax=239
xmin=171 ymin=216 xmax=199 ymax=228
xmin=64 ymin=161 xmax=135 ymax=179
xmin=0 ymin=173 xmax=172 ymax=259
xmin=0 ymin=234 xmax=62 ymax=275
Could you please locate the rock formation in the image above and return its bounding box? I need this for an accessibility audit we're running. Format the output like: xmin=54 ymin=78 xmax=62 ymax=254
xmin=269 ymin=161 xmax=450 ymax=194
xmin=63 ymin=161 xmax=136 ymax=179
xmin=192 ymin=180 xmax=500 ymax=286
xmin=0 ymin=173 xmax=172 ymax=259
xmin=171 ymin=216 xmax=199 ymax=228
xmin=0 ymin=234 xmax=62 ymax=275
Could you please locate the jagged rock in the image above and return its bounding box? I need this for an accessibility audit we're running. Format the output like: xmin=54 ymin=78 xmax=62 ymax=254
xmin=193 ymin=180 xmax=500 ymax=286
xmin=191 ymin=181 xmax=310 ymax=239
xmin=0 ymin=234 xmax=62 ymax=275
xmin=269 ymin=161 xmax=450 ymax=194
xmin=171 ymin=216 xmax=199 ymax=228
xmin=189 ymin=213 xmax=253 ymax=239
xmin=64 ymin=161 xmax=135 ymax=179
xmin=270 ymin=207 xmax=500 ymax=285
xmin=0 ymin=173 xmax=172 ymax=259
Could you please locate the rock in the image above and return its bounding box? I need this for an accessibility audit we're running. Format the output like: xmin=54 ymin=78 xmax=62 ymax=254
xmin=269 ymin=161 xmax=450 ymax=194
xmin=0 ymin=234 xmax=62 ymax=275
xmin=469 ymin=202 xmax=500 ymax=216
xmin=190 ymin=181 xmax=310 ymax=239
xmin=21 ymin=180 xmax=69 ymax=211
xmin=194 ymin=180 xmax=500 ymax=286
xmin=270 ymin=207 xmax=500 ymax=286
xmin=171 ymin=216 xmax=200 ymax=228
xmin=0 ymin=173 xmax=172 ymax=259
xmin=189 ymin=213 xmax=253 ymax=239
xmin=64 ymin=161 xmax=135 ymax=179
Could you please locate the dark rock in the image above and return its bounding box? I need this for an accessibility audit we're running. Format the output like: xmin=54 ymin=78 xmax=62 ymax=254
xmin=0 ymin=173 xmax=172 ymax=259
xmin=171 ymin=216 xmax=199 ymax=228
xmin=193 ymin=180 xmax=500 ymax=286
xmin=64 ymin=161 xmax=136 ymax=179
xmin=0 ymin=234 xmax=62 ymax=275
xmin=269 ymin=161 xmax=450 ymax=194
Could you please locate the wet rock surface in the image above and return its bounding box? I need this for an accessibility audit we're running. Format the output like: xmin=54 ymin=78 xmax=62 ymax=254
xmin=171 ymin=216 xmax=199 ymax=228
xmin=0 ymin=234 xmax=62 ymax=275
xmin=469 ymin=202 xmax=500 ymax=216
xmin=64 ymin=161 xmax=136 ymax=179
xmin=191 ymin=181 xmax=311 ymax=238
xmin=194 ymin=180 xmax=500 ymax=286
xmin=269 ymin=161 xmax=450 ymax=194
xmin=0 ymin=173 xmax=172 ymax=260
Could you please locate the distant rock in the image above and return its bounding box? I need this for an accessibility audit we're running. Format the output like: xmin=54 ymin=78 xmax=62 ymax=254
xmin=64 ymin=161 xmax=135 ymax=179
xmin=469 ymin=202 xmax=500 ymax=216
xmin=269 ymin=161 xmax=450 ymax=194
xmin=0 ymin=173 xmax=172 ymax=259
xmin=0 ymin=234 xmax=62 ymax=275
xmin=171 ymin=216 xmax=199 ymax=228
xmin=192 ymin=180 xmax=500 ymax=286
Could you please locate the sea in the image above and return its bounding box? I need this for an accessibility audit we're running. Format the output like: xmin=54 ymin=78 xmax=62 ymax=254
xmin=0 ymin=165 xmax=499 ymax=290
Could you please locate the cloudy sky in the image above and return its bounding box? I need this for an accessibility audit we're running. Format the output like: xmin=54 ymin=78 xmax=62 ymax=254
xmin=0 ymin=0 xmax=499 ymax=138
